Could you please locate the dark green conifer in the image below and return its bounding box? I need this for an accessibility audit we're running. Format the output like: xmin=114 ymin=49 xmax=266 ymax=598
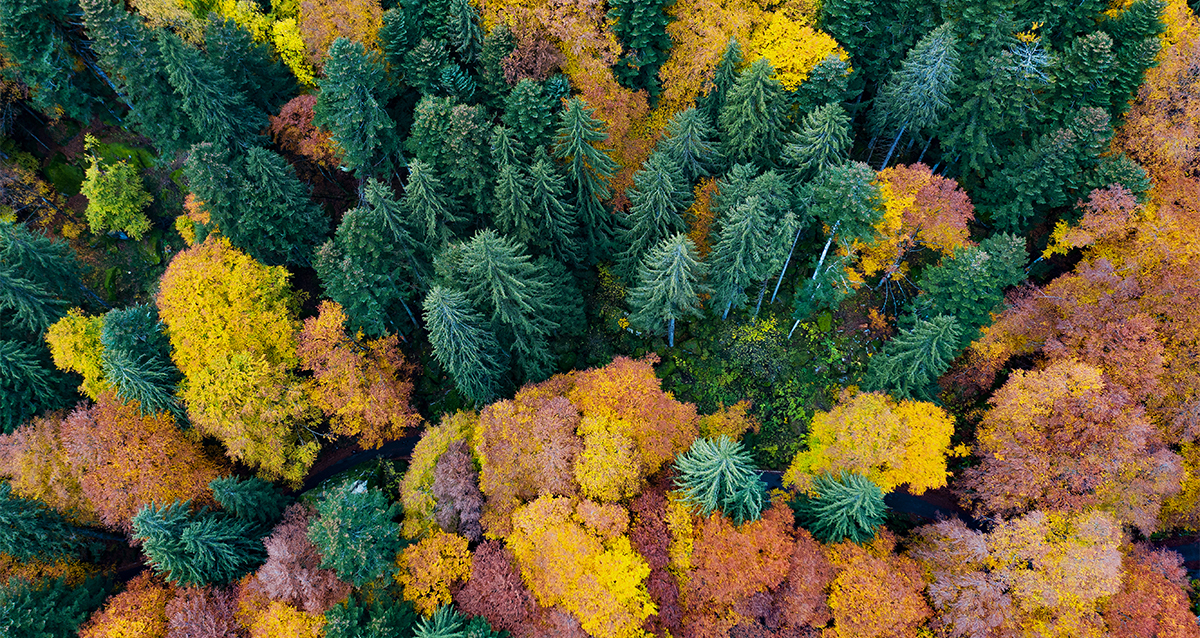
xmin=617 ymin=152 xmax=691 ymax=278
xmin=784 ymin=102 xmax=853 ymax=179
xmin=673 ymin=435 xmax=766 ymax=525
xmin=718 ymin=58 xmax=791 ymax=169
xmin=423 ymin=285 xmax=506 ymax=406
xmin=203 ymin=17 xmax=296 ymax=115
xmin=0 ymin=341 xmax=63 ymax=434
xmin=414 ymin=606 xmax=466 ymax=638
xmin=554 ymin=98 xmax=619 ymax=262
xmin=657 ymin=107 xmax=722 ymax=182
xmin=0 ymin=0 xmax=95 ymax=121
xmin=158 ymin=30 xmax=264 ymax=146
xmin=628 ymin=233 xmax=708 ymax=347
xmin=0 ymin=221 xmax=81 ymax=338
xmin=316 ymin=37 xmax=399 ymax=178
xmin=0 ymin=575 xmax=109 ymax=638
xmin=1101 ymin=0 xmax=1165 ymax=117
xmin=404 ymin=39 xmax=448 ymax=95
xmin=379 ymin=7 xmax=412 ymax=70
xmin=447 ymin=0 xmax=482 ymax=63
xmin=477 ymin=25 xmax=517 ymax=110
xmin=210 ymin=476 xmax=289 ymax=529
xmin=526 ymin=158 xmax=580 ymax=264
xmin=99 ymin=304 xmax=180 ymax=416
xmin=407 ymin=95 xmax=491 ymax=214
xmin=698 ymin=38 xmax=743 ymax=123
xmin=503 ymin=79 xmax=557 ymax=155
xmin=790 ymin=54 xmax=851 ymax=115
xmin=709 ymin=196 xmax=771 ymax=319
xmin=608 ymin=0 xmax=673 ymax=98
xmin=325 ymin=592 xmax=418 ymax=638
xmin=402 ymin=159 xmax=463 ymax=247
xmin=0 ymin=482 xmax=80 ymax=560
xmin=132 ymin=500 xmax=266 ymax=586
xmin=307 ymin=483 xmax=403 ymax=587
xmin=909 ymin=233 xmax=1026 ymax=342
xmin=794 ymin=471 xmax=887 ymax=544
xmin=863 ymin=315 xmax=962 ymax=402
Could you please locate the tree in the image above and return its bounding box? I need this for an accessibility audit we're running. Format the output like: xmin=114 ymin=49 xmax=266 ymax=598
xmin=503 ymin=79 xmax=557 ymax=156
xmin=78 ymin=572 xmax=173 ymax=638
xmin=525 ymin=158 xmax=581 ymax=263
xmin=132 ymin=500 xmax=266 ymax=587
xmin=210 ymin=476 xmax=288 ymax=529
xmin=824 ymin=532 xmax=933 ymax=638
xmin=414 ymin=605 xmax=465 ymax=638
xmin=397 ymin=531 xmax=473 ymax=615
xmin=269 ymin=95 xmax=339 ymax=167
xmin=314 ymin=37 xmax=398 ymax=178
xmin=0 ymin=341 xmax=64 ymax=434
xmin=784 ymin=102 xmax=852 ymax=178
xmin=98 ymin=303 xmax=180 ymax=417
xmin=254 ymin=503 xmax=352 ymax=613
xmin=431 ymin=440 xmax=484 ymax=542
xmin=158 ymin=30 xmax=264 ymax=147
xmin=1102 ymin=545 xmax=1200 ymax=638
xmin=697 ymin=38 xmax=743 ymax=124
xmin=909 ymin=233 xmax=1026 ymax=341
xmin=44 ymin=309 xmax=107 ymax=400
xmin=673 ymin=435 xmax=766 ymax=524
xmin=79 ymin=135 xmax=153 ymax=240
xmin=793 ymin=471 xmax=887 ymax=544
xmin=164 ymin=586 xmax=241 ymax=638
xmin=554 ymin=98 xmax=619 ymax=262
xmin=204 ymin=17 xmax=296 ymax=116
xmin=658 ymin=107 xmax=721 ymax=183
xmin=326 ymin=592 xmax=417 ymax=638
xmin=609 ymin=0 xmax=673 ymax=97
xmin=0 ymin=481 xmax=80 ymax=560
xmin=0 ymin=221 xmax=81 ymax=338
xmin=628 ymin=233 xmax=709 ymax=347
xmin=453 ymin=541 xmax=538 ymax=636
xmin=406 ymin=96 xmax=491 ymax=214
xmin=0 ymin=575 xmax=109 ymax=638
xmin=297 ymin=0 xmax=383 ymax=69
xmin=0 ymin=412 xmax=93 ymax=524
xmin=423 ymin=286 xmax=506 ymax=406
xmin=718 ymin=58 xmax=791 ymax=169
xmin=307 ymin=483 xmax=403 ymax=587
xmin=783 ymin=389 xmax=962 ymax=495
xmin=869 ymin=22 xmax=960 ymax=168
xmin=708 ymin=196 xmax=772 ymax=319
xmin=863 ymin=315 xmax=962 ymax=402
xmin=403 ymin=160 xmax=464 ymax=248
xmin=617 ymin=152 xmax=691 ymax=278
xmin=0 ymin=0 xmax=94 ymax=121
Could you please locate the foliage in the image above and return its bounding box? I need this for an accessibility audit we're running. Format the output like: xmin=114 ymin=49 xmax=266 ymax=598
xmin=307 ymin=483 xmax=403 ymax=587
xmin=863 ymin=315 xmax=962 ymax=402
xmin=397 ymin=531 xmax=473 ymax=616
xmin=413 ymin=604 xmax=465 ymax=638
xmin=158 ymin=30 xmax=265 ymax=146
xmin=211 ymin=476 xmax=288 ymax=528
xmin=270 ymin=95 xmax=339 ymax=167
xmin=423 ymin=286 xmax=506 ymax=406
xmin=909 ymin=233 xmax=1027 ymax=341
xmin=718 ymin=58 xmax=791 ymax=169
xmin=255 ymin=503 xmax=351 ymax=614
xmin=77 ymin=572 xmax=173 ymax=638
xmin=0 ymin=0 xmax=94 ymax=121
xmin=324 ymin=591 xmax=417 ymax=638
xmin=0 ymin=575 xmax=109 ymax=638
xmin=79 ymin=135 xmax=153 ymax=240
xmin=432 ymin=440 xmax=484 ymax=542
xmin=0 ymin=221 xmax=81 ymax=339
xmin=555 ymin=97 xmax=619 ymax=262
xmin=298 ymin=0 xmax=382 ymax=68
xmin=869 ymin=22 xmax=960 ymax=167
xmin=132 ymin=500 xmax=266 ymax=587
xmin=627 ymin=233 xmax=709 ymax=347
xmin=617 ymin=151 xmax=691 ymax=278
xmin=1102 ymin=544 xmax=1200 ymax=638
xmin=315 ymin=38 xmax=398 ymax=178
xmin=609 ymin=0 xmax=673 ymax=97
xmin=785 ymin=102 xmax=853 ymax=178
xmin=793 ymin=470 xmax=887 ymax=544
xmin=453 ymin=540 xmax=538 ymax=635
xmin=44 ymin=309 xmax=107 ymax=400
xmin=0 ymin=412 xmax=93 ymax=524
xmin=0 ymin=481 xmax=80 ymax=561
xmin=164 ymin=586 xmax=242 ymax=638
xmin=401 ymin=411 xmax=477 ymax=539
xmin=406 ymin=96 xmax=491 ymax=214
xmin=824 ymin=531 xmax=932 ymax=638
xmin=673 ymin=435 xmax=765 ymax=524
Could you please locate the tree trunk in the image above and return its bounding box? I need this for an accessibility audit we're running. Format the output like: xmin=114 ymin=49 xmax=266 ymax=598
xmin=770 ymin=225 xmax=804 ymax=304
xmin=667 ymin=317 xmax=676 ymax=348
xmin=881 ymin=123 xmax=908 ymax=169
xmin=753 ymin=278 xmax=769 ymax=317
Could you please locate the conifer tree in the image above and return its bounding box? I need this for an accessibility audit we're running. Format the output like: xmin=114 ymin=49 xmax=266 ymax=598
xmin=404 ymin=39 xmax=448 ymax=95
xmin=909 ymin=233 xmax=1026 ymax=341
xmin=698 ymin=38 xmax=743 ymax=123
xmin=132 ymin=500 xmax=266 ymax=587
xmin=526 ymin=158 xmax=580 ymax=264
xmin=209 ymin=476 xmax=289 ymax=529
xmin=794 ymin=471 xmax=887 ymax=544
xmin=423 ymin=285 xmax=506 ymax=405
xmin=1101 ymin=0 xmax=1165 ymax=117
xmin=407 ymin=95 xmax=491 ymax=214
xmin=784 ymin=102 xmax=853 ymax=179
xmin=204 ymin=17 xmax=296 ymax=116
xmin=0 ymin=575 xmax=109 ymax=638
xmin=79 ymin=134 xmax=153 ymax=240
xmin=628 ymin=233 xmax=708 ymax=347
xmin=315 ymin=37 xmax=399 ymax=178
xmin=402 ymin=159 xmax=463 ymax=247
xmin=870 ymin=22 xmax=960 ymax=168
xmin=99 ymin=303 xmax=180 ymax=416
xmin=554 ymin=98 xmax=619 ymax=262
xmin=791 ymin=55 xmax=852 ymax=115
xmin=608 ymin=0 xmax=673 ymax=98
xmin=477 ymin=25 xmax=516 ymax=110
xmin=0 ymin=481 xmax=80 ymax=560
xmin=673 ymin=435 xmax=766 ymax=525
xmin=0 ymin=341 xmax=63 ymax=434
xmin=657 ymin=107 xmax=722 ymax=182
xmin=307 ymin=482 xmax=403 ymax=587
xmin=447 ymin=0 xmax=482 ymax=63
xmin=863 ymin=315 xmax=961 ymax=402
xmin=718 ymin=58 xmax=791 ymax=169
xmin=325 ymin=592 xmax=418 ymax=638
xmin=0 ymin=221 xmax=81 ymax=338
xmin=708 ymin=196 xmax=772 ymax=319
xmin=617 ymin=152 xmax=691 ymax=278
xmin=379 ymin=7 xmax=412 ymax=70
xmin=503 ymin=79 xmax=557 ymax=156
xmin=414 ymin=605 xmax=466 ymax=638
xmin=0 ymin=0 xmax=95 ymax=121
xmin=158 ymin=30 xmax=264 ymax=147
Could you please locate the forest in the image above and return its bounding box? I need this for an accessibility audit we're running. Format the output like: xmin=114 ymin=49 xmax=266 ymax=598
xmin=1 ymin=0 xmax=1200 ymax=633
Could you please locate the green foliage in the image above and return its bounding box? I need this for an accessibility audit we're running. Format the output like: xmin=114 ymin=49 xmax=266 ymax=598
xmin=325 ymin=591 xmax=418 ymax=638
xmin=210 ymin=476 xmax=289 ymax=528
xmin=608 ymin=0 xmax=673 ymax=98
xmin=404 ymin=39 xmax=448 ymax=95
xmin=0 ymin=221 xmax=82 ymax=338
xmin=674 ymin=435 xmax=766 ymax=525
xmin=863 ymin=315 xmax=961 ymax=402
xmin=784 ymin=102 xmax=852 ymax=179
xmin=0 ymin=575 xmax=109 ymax=638
xmin=698 ymin=38 xmax=743 ymax=124
xmin=132 ymin=500 xmax=266 ymax=586
xmin=316 ymin=37 xmax=399 ymax=178
xmin=379 ymin=7 xmax=412 ymax=68
xmin=657 ymin=107 xmax=722 ymax=183
xmin=628 ymin=233 xmax=709 ymax=348
xmin=1100 ymin=0 xmax=1165 ymax=117
xmin=0 ymin=482 xmax=79 ymax=560
xmin=447 ymin=0 xmax=483 ymax=63
xmin=407 ymin=95 xmax=491 ymax=214
xmin=308 ymin=482 xmax=404 ymax=587
xmin=423 ymin=285 xmax=506 ymax=405
xmin=439 ymin=63 xmax=476 ymax=102
xmin=793 ymin=471 xmax=887 ymax=544
xmin=80 ymin=137 xmax=153 ymax=240
xmin=0 ymin=0 xmax=94 ymax=121
xmin=0 ymin=341 xmax=65 ymax=434
xmin=525 ymin=158 xmax=580 ymax=264
xmin=910 ymin=233 xmax=1027 ymax=341
xmin=790 ymin=54 xmax=852 ymax=115
xmin=98 ymin=304 xmax=180 ymax=416
xmin=870 ymin=22 xmax=960 ymax=167
xmin=808 ymin=161 xmax=883 ymax=241
xmin=503 ymin=79 xmax=557 ymax=156
xmin=158 ymin=30 xmax=265 ymax=147
xmin=463 ymin=616 xmax=506 ymax=638
xmin=204 ymin=17 xmax=297 ymax=115
xmin=617 ymin=151 xmax=691 ymax=278
xmin=708 ymin=196 xmax=771 ymax=319
xmin=403 ymin=159 xmax=463 ymax=247
xmin=718 ymin=58 xmax=791 ymax=169
xmin=554 ymin=97 xmax=618 ymax=262
xmin=478 ymin=26 xmax=516 ymax=110
xmin=414 ymin=605 xmax=466 ymax=638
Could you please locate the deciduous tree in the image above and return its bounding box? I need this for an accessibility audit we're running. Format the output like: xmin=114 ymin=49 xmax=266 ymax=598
xmin=78 ymin=572 xmax=174 ymax=638
xmin=79 ymin=135 xmax=153 ymax=240
xmin=254 ymin=503 xmax=351 ymax=613
xmin=396 ymin=531 xmax=473 ymax=615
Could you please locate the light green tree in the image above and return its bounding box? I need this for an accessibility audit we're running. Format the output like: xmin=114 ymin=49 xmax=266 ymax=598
xmin=627 ymin=233 xmax=709 ymax=347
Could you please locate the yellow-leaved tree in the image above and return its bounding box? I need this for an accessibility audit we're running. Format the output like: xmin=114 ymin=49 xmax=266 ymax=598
xmin=401 ymin=411 xmax=478 ymax=539
xmin=44 ymin=309 xmax=107 ymax=399
xmin=396 ymin=531 xmax=473 ymax=615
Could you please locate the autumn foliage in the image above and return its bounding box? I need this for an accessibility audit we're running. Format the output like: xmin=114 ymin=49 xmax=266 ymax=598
xmin=79 ymin=572 xmax=174 ymax=638
xmin=253 ymin=503 xmax=351 ymax=614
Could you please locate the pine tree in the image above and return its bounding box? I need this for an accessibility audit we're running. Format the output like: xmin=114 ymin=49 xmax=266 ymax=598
xmin=793 ymin=471 xmax=887 ymax=544
xmin=404 ymin=39 xmax=448 ymax=95
xmin=503 ymin=79 xmax=557 ymax=156
xmin=608 ymin=0 xmax=673 ymax=99
xmin=617 ymin=152 xmax=691 ymax=278
xmin=0 ymin=341 xmax=63 ymax=434
xmin=526 ymin=158 xmax=580 ymax=264
xmin=204 ymin=17 xmax=296 ymax=116
xmin=307 ymin=482 xmax=403 ymax=587
xmin=698 ymin=38 xmax=743 ymax=123
xmin=0 ymin=0 xmax=95 ymax=121
xmin=0 ymin=576 xmax=109 ymax=638
xmin=414 ymin=605 xmax=466 ymax=638
xmin=784 ymin=102 xmax=853 ymax=179
xmin=869 ymin=22 xmax=961 ymax=168
xmin=0 ymin=481 xmax=80 ymax=560
xmin=210 ymin=476 xmax=289 ymax=528
xmin=99 ymin=303 xmax=180 ymax=416
xmin=379 ymin=7 xmax=412 ymax=70
xmin=627 ymin=233 xmax=708 ymax=347
xmin=673 ymin=435 xmax=766 ymax=525
xmin=657 ymin=107 xmax=722 ymax=182
xmin=708 ymin=196 xmax=772 ymax=319
xmin=554 ymin=97 xmax=619 ymax=262
xmin=132 ymin=500 xmax=266 ymax=586
xmin=718 ymin=58 xmax=792 ymax=169
xmin=402 ymin=159 xmax=463 ymax=247
xmin=909 ymin=233 xmax=1026 ymax=341
xmin=423 ymin=285 xmax=506 ymax=405
xmin=863 ymin=315 xmax=961 ymax=402
xmin=0 ymin=221 xmax=81 ymax=338
xmin=158 ymin=30 xmax=265 ymax=147
xmin=315 ymin=37 xmax=399 ymax=178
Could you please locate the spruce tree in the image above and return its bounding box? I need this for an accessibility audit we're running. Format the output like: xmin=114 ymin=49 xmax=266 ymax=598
xmin=132 ymin=500 xmax=266 ymax=587
xmin=325 ymin=592 xmax=418 ymax=638
xmin=863 ymin=315 xmax=962 ymax=402
xmin=403 ymin=39 xmax=448 ymax=95
xmin=784 ymin=102 xmax=853 ymax=179
xmin=204 ymin=17 xmax=296 ymax=116
xmin=158 ymin=30 xmax=265 ymax=147
xmin=315 ymin=37 xmax=399 ymax=178
xmin=698 ymin=38 xmax=743 ymax=123
xmin=793 ymin=471 xmax=887 ymax=544
xmin=99 ymin=303 xmax=180 ymax=416
xmin=617 ymin=151 xmax=691 ymax=278
xmin=869 ymin=22 xmax=960 ymax=168
xmin=790 ymin=54 xmax=851 ymax=115
xmin=407 ymin=95 xmax=492 ymax=214
xmin=0 ymin=575 xmax=109 ymax=638
xmin=1101 ymin=0 xmax=1165 ymax=117
xmin=657 ymin=107 xmax=722 ymax=182
xmin=554 ymin=98 xmax=619 ymax=262
xmin=708 ymin=196 xmax=772 ymax=319
xmin=0 ymin=341 xmax=63 ymax=434
xmin=718 ymin=58 xmax=792 ymax=169
xmin=447 ymin=0 xmax=482 ymax=63
xmin=0 ymin=481 xmax=80 ymax=560
xmin=307 ymin=482 xmax=403 ymax=587
xmin=379 ymin=7 xmax=412 ymax=70
xmin=526 ymin=158 xmax=581 ymax=264
xmin=673 ymin=435 xmax=766 ymax=525
xmin=627 ymin=233 xmax=708 ymax=347
xmin=414 ymin=606 xmax=466 ymax=638
xmin=423 ymin=285 xmax=506 ymax=405
xmin=608 ymin=0 xmax=673 ymax=98
xmin=210 ymin=476 xmax=289 ymax=529
xmin=0 ymin=0 xmax=95 ymax=121
xmin=402 ymin=159 xmax=463 ymax=247
xmin=909 ymin=233 xmax=1026 ymax=342
xmin=0 ymin=221 xmax=81 ymax=338
xmin=503 ymin=79 xmax=557 ymax=156
xmin=477 ymin=25 xmax=516 ymax=110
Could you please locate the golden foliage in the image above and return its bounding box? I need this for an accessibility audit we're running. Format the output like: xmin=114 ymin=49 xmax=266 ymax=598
xmin=401 ymin=411 xmax=478 ymax=539
xmin=746 ymin=8 xmax=846 ymax=91
xmin=45 ymin=309 xmax=108 ymax=400
xmin=396 ymin=531 xmax=473 ymax=616
xmin=696 ymin=400 xmax=758 ymax=441
xmin=0 ymin=553 xmax=97 ymax=587
xmin=574 ymin=415 xmax=643 ymax=503
xmin=685 ymin=178 xmax=720 ymax=260
xmin=825 ymin=531 xmax=933 ymax=638
xmin=79 ymin=572 xmax=175 ymax=638
xmin=0 ymin=412 xmax=97 ymax=525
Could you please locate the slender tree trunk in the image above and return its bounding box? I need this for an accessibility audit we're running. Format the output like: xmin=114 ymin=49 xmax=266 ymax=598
xmin=789 ymin=222 xmax=841 ymax=339
xmin=722 ymin=298 xmax=732 ymax=320
xmin=881 ymin=123 xmax=908 ymax=169
xmin=667 ymin=317 xmax=676 ymax=347
xmin=917 ymin=137 xmax=934 ymax=164
xmin=753 ymin=278 xmax=769 ymax=317
xmin=770 ymin=225 xmax=804 ymax=304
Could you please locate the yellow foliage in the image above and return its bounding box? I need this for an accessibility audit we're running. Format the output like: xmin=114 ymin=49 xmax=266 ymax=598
xmin=0 ymin=553 xmax=96 ymax=587
xmin=217 ymin=0 xmax=273 ymax=40
xmin=664 ymin=492 xmax=694 ymax=590
xmin=272 ymin=19 xmax=316 ymax=87
xmin=783 ymin=389 xmax=962 ymax=495
xmin=697 ymin=401 xmax=758 ymax=441
xmin=747 ymin=10 xmax=846 ymax=91
xmin=245 ymin=600 xmax=325 ymax=638
xmin=44 ymin=309 xmax=109 ymax=400
xmin=396 ymin=531 xmax=474 ymax=616
xmin=0 ymin=413 xmax=97 ymax=525
xmin=401 ymin=411 xmax=478 ymax=539
xmin=574 ymin=415 xmax=643 ymax=503
xmin=131 ymin=0 xmax=205 ymax=42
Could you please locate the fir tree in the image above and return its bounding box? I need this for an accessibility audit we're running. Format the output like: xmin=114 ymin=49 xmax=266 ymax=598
xmin=673 ymin=435 xmax=766 ymax=525
xmin=0 ymin=0 xmax=95 ymax=121
xmin=158 ymin=30 xmax=264 ymax=147
xmin=204 ymin=17 xmax=296 ymax=116
xmin=132 ymin=500 xmax=266 ymax=586
xmin=403 ymin=159 xmax=463 ymax=247
xmin=608 ymin=0 xmax=673 ymax=98
xmin=657 ymin=107 xmax=722 ymax=182
xmin=492 ymin=159 xmax=533 ymax=244
xmin=554 ymin=97 xmax=619 ymax=262
xmin=307 ymin=482 xmax=403 ymax=587
xmin=698 ymin=38 xmax=743 ymax=123
xmin=708 ymin=196 xmax=772 ymax=319
xmin=526 ymin=158 xmax=581 ymax=264
xmin=627 ymin=233 xmax=708 ymax=347
xmin=0 ymin=481 xmax=80 ymax=560
xmin=0 ymin=221 xmax=81 ymax=338
xmin=0 ymin=341 xmax=63 ymax=434
xmin=503 ymin=79 xmax=557 ymax=156
xmin=325 ymin=592 xmax=419 ymax=638
xmin=790 ymin=54 xmax=851 ymax=115
xmin=1101 ymin=0 xmax=1165 ymax=117
xmin=414 ymin=605 xmax=466 ymax=638
xmin=909 ymin=233 xmax=1026 ymax=341
xmin=407 ymin=95 xmax=492 ymax=214
xmin=438 ymin=63 xmax=476 ymax=102
xmin=477 ymin=25 xmax=516 ymax=111
xmin=447 ymin=0 xmax=482 ymax=63
xmin=423 ymin=285 xmax=506 ymax=405
xmin=404 ymin=39 xmax=448 ymax=95
xmin=793 ymin=471 xmax=887 ymax=544
xmin=99 ymin=304 xmax=180 ymax=416
xmin=617 ymin=151 xmax=691 ymax=278
xmin=784 ymin=102 xmax=853 ymax=179
xmin=315 ymin=37 xmax=399 ymax=178
xmin=863 ymin=315 xmax=962 ymax=402
xmin=379 ymin=7 xmax=412 ymax=70
xmin=0 ymin=576 xmax=109 ymax=638
xmin=210 ymin=476 xmax=289 ymax=528
xmin=870 ymin=22 xmax=961 ymax=168
xmin=718 ymin=58 xmax=791 ymax=169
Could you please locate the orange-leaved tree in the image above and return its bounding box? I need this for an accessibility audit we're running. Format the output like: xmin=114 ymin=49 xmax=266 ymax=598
xmin=825 ymin=531 xmax=932 ymax=638
xmin=78 ymin=572 xmax=175 ymax=638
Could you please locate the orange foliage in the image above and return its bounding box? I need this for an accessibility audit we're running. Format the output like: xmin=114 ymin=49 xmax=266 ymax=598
xmin=0 ymin=411 xmax=96 ymax=525
xmin=685 ymin=178 xmax=720 ymax=260
xmin=0 ymin=553 xmax=96 ymax=587
xmin=696 ymin=400 xmax=757 ymax=441
xmin=236 ymin=576 xmax=325 ymax=638
xmin=269 ymin=95 xmax=339 ymax=168
xmin=1103 ymin=544 xmax=1200 ymax=638
xmin=297 ymin=0 xmax=383 ymax=68
xmin=79 ymin=572 xmax=175 ymax=638
xmin=396 ymin=531 xmax=474 ymax=616
xmin=824 ymin=531 xmax=932 ymax=638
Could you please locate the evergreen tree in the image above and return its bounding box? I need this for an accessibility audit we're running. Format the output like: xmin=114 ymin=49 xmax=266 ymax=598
xmin=447 ymin=0 xmax=482 ymax=63
xmin=627 ymin=233 xmax=708 ymax=347
xmin=526 ymin=158 xmax=580 ymax=264
xmin=379 ymin=7 xmax=412 ymax=70
xmin=477 ymin=25 xmax=516 ymax=111
xmin=708 ymin=196 xmax=772 ymax=319
xmin=503 ymin=79 xmax=557 ymax=156
xmin=869 ymin=22 xmax=960 ymax=168
xmin=0 ymin=482 xmax=80 ymax=560
xmin=718 ymin=58 xmax=791 ymax=169
xmin=307 ymin=482 xmax=403 ymax=587
xmin=909 ymin=233 xmax=1026 ymax=341
xmin=0 ymin=576 xmax=109 ymax=638
xmin=1101 ymin=0 xmax=1165 ymax=117
xmin=657 ymin=107 xmax=722 ymax=182
xmin=99 ymin=303 xmax=180 ymax=416
xmin=617 ymin=151 xmax=691 ymax=278
xmin=817 ymin=0 xmax=938 ymax=92
xmin=0 ymin=0 xmax=95 ymax=121
xmin=402 ymin=159 xmax=463 ymax=247
xmin=204 ymin=17 xmax=296 ymax=116
xmin=438 ymin=63 xmax=476 ymax=102
xmin=863 ymin=315 xmax=961 ymax=402
xmin=407 ymin=95 xmax=492 ymax=214
xmin=0 ymin=341 xmax=63 ymax=434
xmin=325 ymin=591 xmax=419 ymax=638
xmin=404 ymin=39 xmax=448 ymax=95
xmin=158 ymin=30 xmax=264 ymax=147
xmin=132 ymin=500 xmax=266 ymax=586
xmin=793 ymin=471 xmax=887 ymax=544
xmin=414 ymin=605 xmax=466 ymax=638
xmin=608 ymin=0 xmax=673 ymax=98
xmin=790 ymin=54 xmax=852 ymax=115
xmin=698 ymin=38 xmax=743 ymax=123
xmin=554 ymin=97 xmax=619 ymax=262
xmin=210 ymin=476 xmax=289 ymax=528
xmin=418 ymin=0 xmax=453 ymax=42
xmin=784 ymin=102 xmax=853 ymax=179
xmin=423 ymin=285 xmax=506 ymax=405
xmin=673 ymin=435 xmax=766 ymax=525
xmin=315 ymin=37 xmax=399 ymax=178
xmin=0 ymin=221 xmax=81 ymax=338
xmin=492 ymin=163 xmax=533 ymax=246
